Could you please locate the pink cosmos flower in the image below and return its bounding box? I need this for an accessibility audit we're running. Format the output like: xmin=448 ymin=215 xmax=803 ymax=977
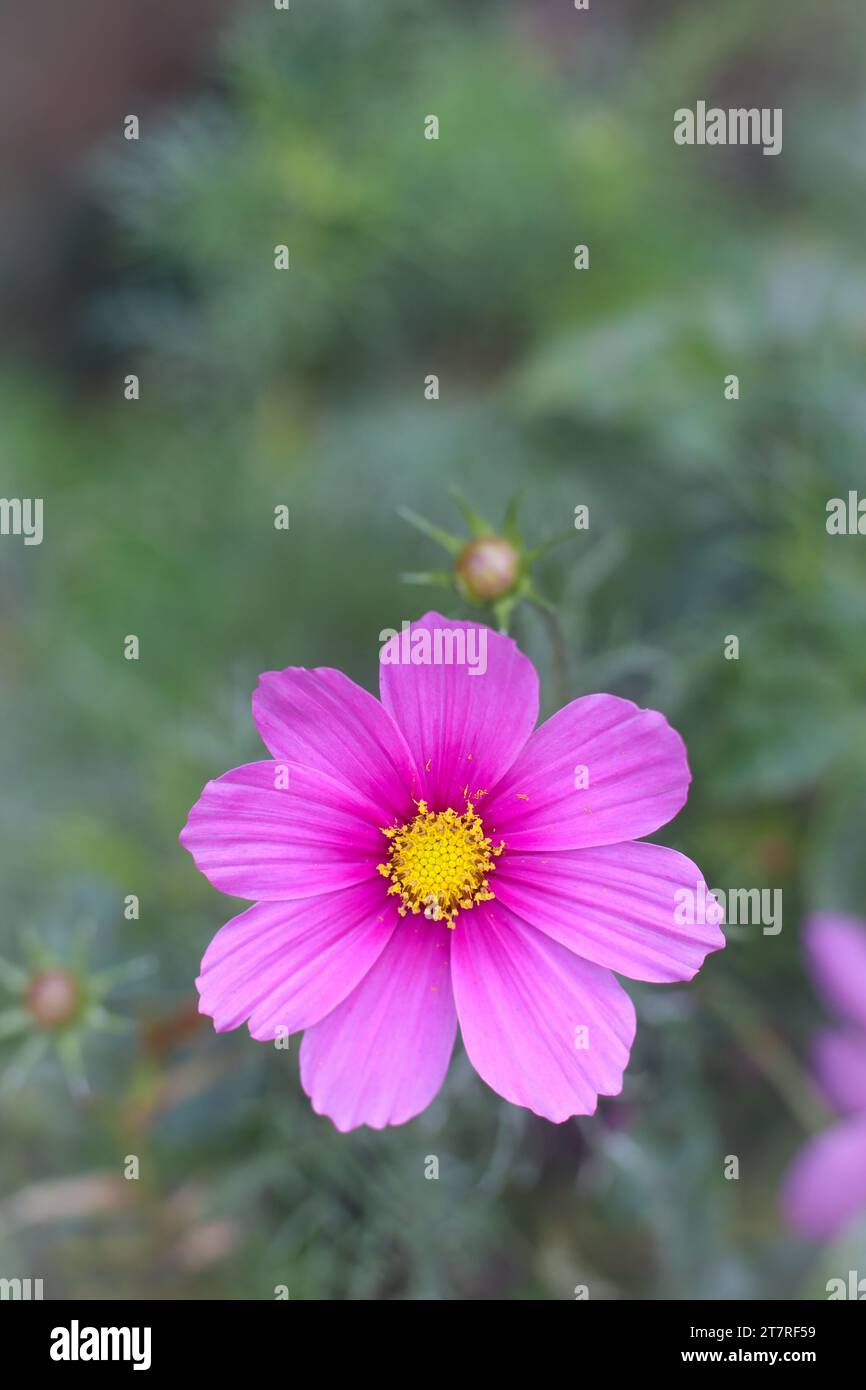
xmin=180 ymin=612 xmax=724 ymax=1132
xmin=782 ymin=914 xmax=866 ymax=1239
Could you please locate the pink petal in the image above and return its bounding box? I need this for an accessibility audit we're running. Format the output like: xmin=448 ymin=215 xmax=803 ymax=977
xmin=483 ymin=693 xmax=690 ymax=851
xmin=812 ymin=1028 xmax=866 ymax=1115
xmin=378 ymin=611 xmax=538 ymax=812
xmin=450 ymin=902 xmax=636 ymax=1122
xmin=300 ymin=920 xmax=456 ymax=1131
xmin=180 ymin=761 xmax=384 ymax=901
xmin=495 ymin=840 xmax=725 ymax=983
xmin=253 ymin=666 xmax=418 ymax=820
xmin=196 ymin=880 xmax=398 ymax=1039
xmin=782 ymin=1114 xmax=866 ymax=1240
xmin=805 ymin=914 xmax=866 ymax=1032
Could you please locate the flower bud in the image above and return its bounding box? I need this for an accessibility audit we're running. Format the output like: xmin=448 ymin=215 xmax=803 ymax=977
xmin=455 ymin=536 xmax=520 ymax=602
xmin=25 ymin=968 xmax=81 ymax=1030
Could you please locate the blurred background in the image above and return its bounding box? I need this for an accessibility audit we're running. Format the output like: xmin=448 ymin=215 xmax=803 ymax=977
xmin=2 ymin=0 xmax=866 ymax=1300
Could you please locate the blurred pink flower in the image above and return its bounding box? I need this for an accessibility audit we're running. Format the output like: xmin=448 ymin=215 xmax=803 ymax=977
xmin=180 ymin=612 xmax=723 ymax=1132
xmin=782 ymin=914 xmax=866 ymax=1239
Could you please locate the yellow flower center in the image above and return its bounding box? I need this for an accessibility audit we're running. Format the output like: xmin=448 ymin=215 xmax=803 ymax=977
xmin=377 ymin=800 xmax=504 ymax=928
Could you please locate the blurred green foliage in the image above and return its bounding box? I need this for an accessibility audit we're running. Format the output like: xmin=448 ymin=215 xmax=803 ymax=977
xmin=2 ymin=0 xmax=866 ymax=1299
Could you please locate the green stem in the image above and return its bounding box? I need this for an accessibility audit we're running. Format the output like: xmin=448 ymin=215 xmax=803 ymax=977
xmin=533 ymin=601 xmax=569 ymax=709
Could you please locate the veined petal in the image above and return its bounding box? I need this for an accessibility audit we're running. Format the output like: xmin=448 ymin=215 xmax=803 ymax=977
xmin=483 ymin=694 xmax=690 ymax=851
xmin=379 ymin=611 xmax=538 ymax=812
xmin=495 ymin=841 xmax=725 ymax=983
xmin=451 ymin=902 xmax=636 ymax=1122
xmin=300 ymin=920 xmax=456 ymax=1132
xmin=179 ymin=761 xmax=384 ymax=901
xmin=196 ymin=880 xmax=398 ymax=1039
xmin=253 ymin=666 xmax=418 ymax=820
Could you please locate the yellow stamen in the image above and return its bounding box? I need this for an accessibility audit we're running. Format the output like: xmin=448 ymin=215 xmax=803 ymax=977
xmin=377 ymin=800 xmax=504 ymax=928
